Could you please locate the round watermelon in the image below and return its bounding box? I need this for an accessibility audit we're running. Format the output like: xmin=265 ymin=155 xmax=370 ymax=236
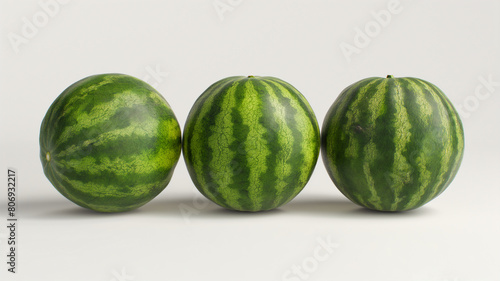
xmin=183 ymin=76 xmax=320 ymax=212
xmin=40 ymin=74 xmax=181 ymax=212
xmin=322 ymin=75 xmax=464 ymax=211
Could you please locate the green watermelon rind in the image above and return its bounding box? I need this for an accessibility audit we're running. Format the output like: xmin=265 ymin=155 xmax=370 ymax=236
xmin=182 ymin=76 xmax=320 ymax=212
xmin=321 ymin=75 xmax=465 ymax=211
xmin=40 ymin=73 xmax=181 ymax=212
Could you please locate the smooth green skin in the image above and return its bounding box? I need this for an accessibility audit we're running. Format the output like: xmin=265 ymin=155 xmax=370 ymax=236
xmin=183 ymin=76 xmax=320 ymax=212
xmin=321 ymin=76 xmax=464 ymax=211
xmin=40 ymin=74 xmax=181 ymax=212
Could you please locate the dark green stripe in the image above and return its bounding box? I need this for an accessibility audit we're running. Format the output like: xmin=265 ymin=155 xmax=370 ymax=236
xmin=263 ymin=77 xmax=317 ymax=133
xmin=41 ymin=74 xmax=181 ymax=212
xmin=321 ymin=76 xmax=464 ymax=211
xmin=251 ymin=79 xmax=284 ymax=209
xmin=55 ymin=127 xmax=178 ymax=169
xmin=192 ymin=80 xmax=242 ymax=208
xmin=322 ymin=80 xmax=368 ymax=204
xmin=52 ymin=84 xmax=166 ymax=151
xmin=323 ymin=78 xmax=377 ymax=168
xmin=55 ymin=104 xmax=152 ymax=153
xmin=51 ymin=149 xmax=170 ymax=187
xmin=183 ymin=76 xmax=239 ymax=144
xmin=356 ymin=78 xmax=391 ymax=210
xmin=224 ymin=79 xmax=255 ymax=210
xmin=390 ymin=79 xmax=431 ymax=209
xmin=44 ymin=74 xmax=124 ymax=149
xmin=404 ymin=79 xmax=443 ymax=208
xmin=182 ymin=77 xmax=239 ymax=201
xmin=358 ymin=78 xmax=395 ymax=210
xmin=336 ymin=79 xmax=393 ymax=209
xmin=413 ymin=79 xmax=463 ymax=201
xmin=48 ymin=168 xmax=166 ymax=212
xmin=260 ymin=79 xmax=306 ymax=208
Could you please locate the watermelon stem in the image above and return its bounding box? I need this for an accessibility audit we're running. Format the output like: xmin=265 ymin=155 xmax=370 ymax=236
xmin=46 ymin=152 xmax=51 ymax=162
xmin=387 ymin=75 xmax=394 ymax=78
xmin=248 ymin=75 xmax=255 ymax=78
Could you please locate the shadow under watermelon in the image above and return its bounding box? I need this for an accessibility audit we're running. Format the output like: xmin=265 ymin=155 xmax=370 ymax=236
xmin=281 ymin=195 xmax=436 ymax=218
xmin=24 ymin=193 xmax=435 ymax=220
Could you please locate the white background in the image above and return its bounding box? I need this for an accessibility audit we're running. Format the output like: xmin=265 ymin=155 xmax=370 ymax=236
xmin=1 ymin=0 xmax=499 ymax=280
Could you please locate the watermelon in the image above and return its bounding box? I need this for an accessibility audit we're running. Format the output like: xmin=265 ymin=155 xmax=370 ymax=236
xmin=183 ymin=76 xmax=320 ymax=212
xmin=321 ymin=75 xmax=464 ymax=211
xmin=40 ymin=74 xmax=181 ymax=212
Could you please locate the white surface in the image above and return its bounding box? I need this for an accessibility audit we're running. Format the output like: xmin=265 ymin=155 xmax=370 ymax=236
xmin=1 ymin=0 xmax=499 ymax=280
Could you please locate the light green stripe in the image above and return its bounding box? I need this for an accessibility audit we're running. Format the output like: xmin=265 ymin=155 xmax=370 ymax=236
xmin=206 ymin=82 xmax=242 ymax=210
xmin=260 ymin=81 xmax=294 ymax=206
xmin=343 ymin=79 xmax=380 ymax=159
xmin=421 ymin=80 xmax=464 ymax=193
xmin=389 ymin=79 xmax=412 ymax=211
xmin=52 ymin=168 xmax=155 ymax=197
xmin=415 ymin=80 xmax=455 ymax=199
xmin=55 ymin=118 xmax=178 ymax=179
xmin=366 ymin=79 xmax=388 ymax=126
xmin=55 ymin=116 xmax=159 ymax=159
xmin=362 ymin=142 xmax=383 ymax=209
xmin=58 ymin=148 xmax=170 ymax=177
xmin=360 ymin=79 xmax=388 ymax=210
xmin=403 ymin=149 xmax=432 ymax=209
xmin=334 ymin=80 xmax=382 ymax=204
xmin=265 ymin=77 xmax=316 ymax=117
xmin=399 ymin=78 xmax=433 ymax=209
xmin=265 ymin=79 xmax=319 ymax=199
xmin=400 ymin=78 xmax=434 ymax=207
xmin=325 ymin=81 xmax=374 ymax=190
xmin=240 ymin=81 xmax=270 ymax=211
xmin=157 ymin=118 xmax=181 ymax=166
xmin=70 ymin=75 xmax=118 ymax=102
xmin=403 ymin=79 xmax=433 ymax=125
xmin=50 ymin=169 xmax=151 ymax=211
xmin=46 ymin=166 xmax=72 ymax=200
xmin=56 ymin=91 xmax=148 ymax=147
xmin=189 ymin=79 xmax=236 ymax=203
xmin=57 ymin=75 xmax=118 ymax=123
xmin=441 ymin=118 xmax=464 ymax=191
xmin=290 ymin=104 xmax=316 ymax=189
